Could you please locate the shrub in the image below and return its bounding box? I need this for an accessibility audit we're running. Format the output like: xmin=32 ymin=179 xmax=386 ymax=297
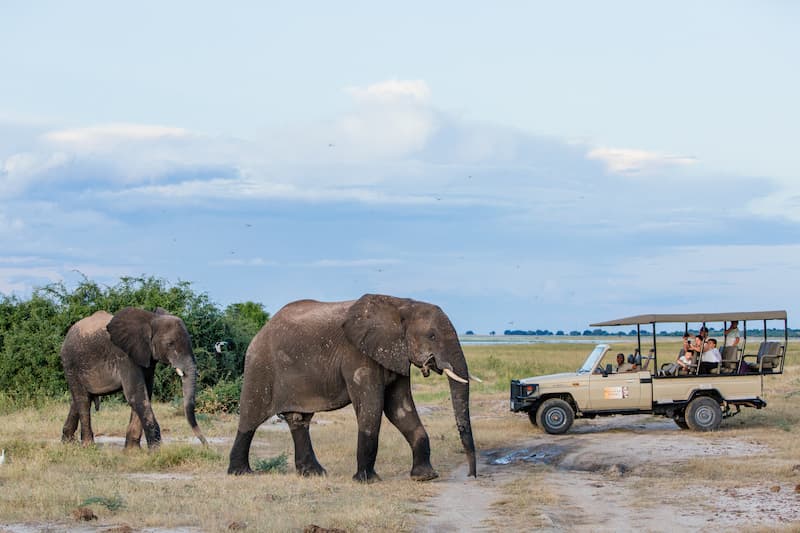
xmin=196 ymin=378 xmax=242 ymax=414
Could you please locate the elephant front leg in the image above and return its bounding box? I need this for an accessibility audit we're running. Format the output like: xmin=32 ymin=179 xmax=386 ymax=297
xmin=122 ymin=376 xmax=161 ymax=450
xmin=351 ymin=390 xmax=384 ymax=483
xmin=384 ymin=376 xmax=438 ymax=481
xmin=284 ymin=412 xmax=326 ymax=477
xmin=124 ymin=408 xmax=144 ymax=449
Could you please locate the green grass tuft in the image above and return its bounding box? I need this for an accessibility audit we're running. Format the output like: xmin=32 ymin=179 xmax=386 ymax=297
xmin=81 ymin=494 xmax=126 ymax=511
xmin=253 ymin=453 xmax=288 ymax=473
xmin=143 ymin=445 xmax=222 ymax=469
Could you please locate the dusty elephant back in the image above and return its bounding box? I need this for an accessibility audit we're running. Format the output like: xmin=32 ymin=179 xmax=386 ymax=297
xmin=60 ymin=311 xmax=114 ymax=364
xmin=239 ymin=299 xmax=358 ymax=419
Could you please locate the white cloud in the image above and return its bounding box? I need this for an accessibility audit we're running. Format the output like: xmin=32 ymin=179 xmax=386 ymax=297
xmin=1 ymin=151 xmax=71 ymax=197
xmin=43 ymin=123 xmax=188 ymax=148
xmin=587 ymin=147 xmax=696 ymax=175
xmin=345 ymin=80 xmax=431 ymax=104
xmin=96 ymin=177 xmax=462 ymax=207
xmin=747 ymin=186 xmax=800 ymax=223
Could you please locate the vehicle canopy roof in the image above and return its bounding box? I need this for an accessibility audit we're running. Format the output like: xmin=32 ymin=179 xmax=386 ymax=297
xmin=590 ymin=310 xmax=787 ymax=327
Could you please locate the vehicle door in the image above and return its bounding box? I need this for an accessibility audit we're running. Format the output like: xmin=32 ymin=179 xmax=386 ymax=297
xmin=588 ymin=370 xmax=644 ymax=410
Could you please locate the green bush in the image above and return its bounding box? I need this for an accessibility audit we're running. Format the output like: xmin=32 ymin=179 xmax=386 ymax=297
xmin=0 ymin=275 xmax=269 ymax=409
xmin=196 ymin=378 xmax=243 ymax=414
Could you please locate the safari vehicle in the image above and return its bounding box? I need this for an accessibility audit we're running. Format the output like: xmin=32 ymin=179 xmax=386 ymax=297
xmin=510 ymin=311 xmax=788 ymax=434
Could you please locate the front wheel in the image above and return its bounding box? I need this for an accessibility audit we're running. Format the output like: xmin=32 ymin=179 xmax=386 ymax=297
xmin=536 ymin=398 xmax=574 ymax=434
xmin=685 ymin=397 xmax=722 ymax=431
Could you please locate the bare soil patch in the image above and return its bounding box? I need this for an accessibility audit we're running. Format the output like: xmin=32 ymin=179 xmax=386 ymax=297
xmin=415 ymin=414 xmax=800 ymax=532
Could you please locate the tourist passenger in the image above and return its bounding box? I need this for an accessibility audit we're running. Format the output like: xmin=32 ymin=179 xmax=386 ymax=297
xmin=662 ymin=350 xmax=694 ymax=376
xmin=699 ymin=338 xmax=722 ymax=373
xmin=724 ymin=321 xmax=740 ymax=347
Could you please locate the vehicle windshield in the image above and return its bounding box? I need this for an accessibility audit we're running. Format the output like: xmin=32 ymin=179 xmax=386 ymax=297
xmin=578 ymin=344 xmax=609 ymax=374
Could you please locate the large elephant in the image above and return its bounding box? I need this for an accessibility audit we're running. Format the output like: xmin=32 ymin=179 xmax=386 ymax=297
xmin=60 ymin=307 xmax=207 ymax=449
xmin=228 ymin=294 xmax=477 ymax=482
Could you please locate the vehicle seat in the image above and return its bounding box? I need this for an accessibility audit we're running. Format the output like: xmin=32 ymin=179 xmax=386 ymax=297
xmin=742 ymin=341 xmax=785 ymax=373
xmin=720 ymin=346 xmax=740 ymax=374
xmin=759 ymin=342 xmax=784 ymax=371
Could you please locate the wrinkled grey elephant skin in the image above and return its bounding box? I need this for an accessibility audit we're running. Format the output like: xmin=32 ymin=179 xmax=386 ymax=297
xmin=228 ymin=294 xmax=476 ymax=482
xmin=60 ymin=307 xmax=207 ymax=449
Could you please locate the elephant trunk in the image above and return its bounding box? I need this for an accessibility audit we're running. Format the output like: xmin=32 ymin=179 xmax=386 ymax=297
xmin=179 ymin=361 xmax=208 ymax=446
xmin=446 ymin=353 xmax=477 ymax=477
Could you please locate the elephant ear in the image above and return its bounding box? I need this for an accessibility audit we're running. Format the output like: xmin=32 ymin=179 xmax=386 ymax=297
xmin=343 ymin=294 xmax=411 ymax=376
xmin=107 ymin=307 xmax=155 ymax=368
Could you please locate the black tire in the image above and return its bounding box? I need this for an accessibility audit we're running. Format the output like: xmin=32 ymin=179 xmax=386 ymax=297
xmin=685 ymin=396 xmax=722 ymax=431
xmin=527 ymin=410 xmax=538 ymax=426
xmin=673 ymin=413 xmax=689 ymax=430
xmin=536 ymin=398 xmax=574 ymax=435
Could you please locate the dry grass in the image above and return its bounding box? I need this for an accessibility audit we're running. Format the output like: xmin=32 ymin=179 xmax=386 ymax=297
xmin=1 ymin=340 xmax=798 ymax=531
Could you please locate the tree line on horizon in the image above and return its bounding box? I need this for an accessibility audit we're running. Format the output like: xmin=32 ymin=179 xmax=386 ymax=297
xmin=465 ymin=327 xmax=799 ymax=337
xmin=0 ymin=275 xmax=268 ymax=413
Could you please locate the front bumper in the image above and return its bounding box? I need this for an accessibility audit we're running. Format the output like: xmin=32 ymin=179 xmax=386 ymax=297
xmin=510 ymin=380 xmax=539 ymax=412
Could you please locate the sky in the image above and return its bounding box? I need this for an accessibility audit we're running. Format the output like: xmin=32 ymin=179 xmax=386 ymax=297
xmin=1 ymin=1 xmax=799 ymax=333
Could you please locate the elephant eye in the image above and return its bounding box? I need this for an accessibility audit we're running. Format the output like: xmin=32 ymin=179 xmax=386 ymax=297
xmin=429 ymin=332 xmax=436 ymax=340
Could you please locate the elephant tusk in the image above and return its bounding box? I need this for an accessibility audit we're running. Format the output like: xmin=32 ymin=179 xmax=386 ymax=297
xmin=175 ymin=368 xmax=184 ymax=377
xmin=469 ymin=373 xmax=483 ymax=383
xmin=443 ymin=368 xmax=468 ymax=384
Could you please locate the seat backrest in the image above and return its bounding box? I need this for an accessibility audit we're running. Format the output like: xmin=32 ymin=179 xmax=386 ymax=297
xmin=759 ymin=342 xmax=784 ymax=369
xmin=720 ymin=346 xmax=739 ymax=371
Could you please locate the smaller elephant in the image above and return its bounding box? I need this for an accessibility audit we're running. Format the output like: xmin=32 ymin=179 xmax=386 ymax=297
xmin=60 ymin=307 xmax=207 ymax=449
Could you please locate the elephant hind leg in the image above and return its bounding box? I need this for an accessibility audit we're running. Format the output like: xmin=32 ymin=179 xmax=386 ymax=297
xmin=76 ymin=397 xmax=95 ymax=446
xmin=285 ymin=412 xmax=326 ymax=477
xmin=62 ymin=400 xmax=80 ymax=443
xmin=228 ymin=429 xmax=257 ymax=475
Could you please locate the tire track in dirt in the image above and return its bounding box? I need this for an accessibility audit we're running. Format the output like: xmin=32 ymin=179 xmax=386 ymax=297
xmin=417 ymin=415 xmax=799 ymax=532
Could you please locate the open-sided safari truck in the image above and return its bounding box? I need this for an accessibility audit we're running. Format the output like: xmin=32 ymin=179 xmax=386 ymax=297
xmin=510 ymin=311 xmax=787 ymax=434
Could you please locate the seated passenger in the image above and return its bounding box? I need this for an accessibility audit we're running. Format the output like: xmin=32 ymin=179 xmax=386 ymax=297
xmin=615 ymin=353 xmax=636 ymax=373
xmin=679 ymin=333 xmax=695 ymax=359
xmin=662 ymin=350 xmax=693 ymax=376
xmin=699 ymin=338 xmax=722 ymax=373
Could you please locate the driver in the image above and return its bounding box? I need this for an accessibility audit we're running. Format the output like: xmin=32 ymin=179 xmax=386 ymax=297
xmin=615 ymin=353 xmax=636 ymax=373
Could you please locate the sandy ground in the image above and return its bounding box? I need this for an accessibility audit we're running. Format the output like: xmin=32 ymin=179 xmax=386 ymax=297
xmin=415 ymin=414 xmax=800 ymax=533
xmin=3 ymin=414 xmax=799 ymax=532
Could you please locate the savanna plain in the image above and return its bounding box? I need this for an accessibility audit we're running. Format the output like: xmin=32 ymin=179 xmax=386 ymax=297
xmin=1 ymin=341 xmax=799 ymax=532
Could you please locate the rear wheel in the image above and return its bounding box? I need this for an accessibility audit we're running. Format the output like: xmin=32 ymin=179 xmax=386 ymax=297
xmin=685 ymin=396 xmax=722 ymax=431
xmin=536 ymin=398 xmax=574 ymax=434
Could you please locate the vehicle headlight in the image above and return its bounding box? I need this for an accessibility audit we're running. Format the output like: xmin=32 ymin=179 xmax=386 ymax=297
xmin=523 ymin=384 xmax=538 ymax=396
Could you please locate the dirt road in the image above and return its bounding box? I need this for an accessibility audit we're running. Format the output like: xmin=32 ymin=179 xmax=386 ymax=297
xmin=416 ymin=415 xmax=800 ymax=532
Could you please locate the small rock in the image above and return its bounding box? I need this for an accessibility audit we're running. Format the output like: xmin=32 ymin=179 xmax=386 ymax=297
xmin=607 ymin=463 xmax=629 ymax=477
xmin=228 ymin=521 xmax=247 ymax=530
xmin=72 ymin=507 xmax=98 ymax=521
xmin=792 ymin=464 xmax=800 ymax=472
xmin=770 ymin=485 xmax=781 ymax=493
xmin=794 ymin=484 xmax=800 ymax=494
